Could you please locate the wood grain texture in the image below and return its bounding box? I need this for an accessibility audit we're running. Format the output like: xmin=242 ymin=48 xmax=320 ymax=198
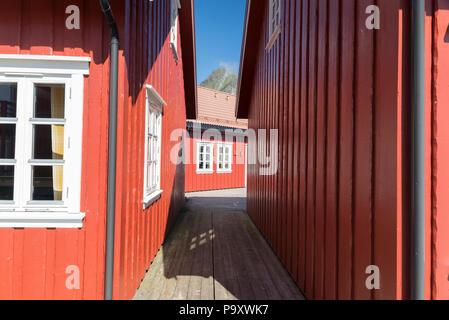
xmin=242 ymin=0 xmax=420 ymax=300
xmin=0 ymin=0 xmax=188 ymax=300
xmin=133 ymin=189 xmax=305 ymax=300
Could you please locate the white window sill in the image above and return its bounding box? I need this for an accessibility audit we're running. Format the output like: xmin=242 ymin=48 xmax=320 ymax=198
xmin=143 ymin=189 xmax=163 ymax=210
xmin=196 ymin=170 xmax=214 ymax=175
xmin=266 ymin=26 xmax=281 ymax=52
xmin=217 ymin=170 xmax=233 ymax=174
xmin=0 ymin=212 xmax=85 ymax=228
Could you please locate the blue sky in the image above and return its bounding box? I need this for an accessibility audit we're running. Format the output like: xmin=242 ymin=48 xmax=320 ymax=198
xmin=195 ymin=0 xmax=246 ymax=83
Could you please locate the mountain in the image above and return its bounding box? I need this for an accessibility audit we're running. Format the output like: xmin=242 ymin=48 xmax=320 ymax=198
xmin=200 ymin=68 xmax=238 ymax=95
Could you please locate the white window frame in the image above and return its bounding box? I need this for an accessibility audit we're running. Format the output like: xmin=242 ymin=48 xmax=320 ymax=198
xmin=196 ymin=141 xmax=214 ymax=174
xmin=170 ymin=0 xmax=181 ymax=61
xmin=0 ymin=54 xmax=89 ymax=228
xmin=216 ymin=143 xmax=233 ymax=173
xmin=266 ymin=0 xmax=282 ymax=51
xmin=143 ymin=85 xmax=165 ymax=209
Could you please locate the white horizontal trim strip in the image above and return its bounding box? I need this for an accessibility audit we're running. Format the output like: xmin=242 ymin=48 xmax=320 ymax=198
xmin=28 ymin=159 xmax=65 ymax=165
xmin=0 ymin=212 xmax=85 ymax=228
xmin=0 ymin=54 xmax=90 ymax=75
xmin=217 ymin=170 xmax=233 ymax=173
xmin=146 ymin=85 xmax=167 ymax=109
xmin=143 ymin=189 xmax=163 ymax=210
xmin=0 ymin=159 xmax=16 ymax=164
xmin=0 ymin=54 xmax=91 ymax=62
xmin=4 ymin=72 xmax=44 ymax=77
xmin=196 ymin=170 xmax=214 ymax=175
xmin=0 ymin=118 xmax=18 ymax=123
xmin=30 ymin=118 xmax=66 ymax=125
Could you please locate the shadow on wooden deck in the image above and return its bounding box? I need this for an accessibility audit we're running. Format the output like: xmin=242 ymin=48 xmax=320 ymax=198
xmin=133 ymin=188 xmax=305 ymax=300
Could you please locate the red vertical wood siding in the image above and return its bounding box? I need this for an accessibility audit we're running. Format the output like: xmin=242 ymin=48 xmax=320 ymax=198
xmin=244 ymin=0 xmax=449 ymax=300
xmin=430 ymin=0 xmax=449 ymax=300
xmin=245 ymin=0 xmax=416 ymax=300
xmin=0 ymin=0 xmax=188 ymax=300
xmin=185 ymin=135 xmax=247 ymax=192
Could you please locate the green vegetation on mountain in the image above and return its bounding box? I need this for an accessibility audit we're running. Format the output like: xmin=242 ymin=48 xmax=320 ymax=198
xmin=200 ymin=68 xmax=238 ymax=94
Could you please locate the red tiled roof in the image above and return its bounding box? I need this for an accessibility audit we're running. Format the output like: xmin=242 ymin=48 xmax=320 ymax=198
xmin=188 ymin=86 xmax=248 ymax=129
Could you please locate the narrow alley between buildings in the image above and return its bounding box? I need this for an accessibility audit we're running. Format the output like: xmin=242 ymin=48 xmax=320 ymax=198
xmin=134 ymin=188 xmax=304 ymax=300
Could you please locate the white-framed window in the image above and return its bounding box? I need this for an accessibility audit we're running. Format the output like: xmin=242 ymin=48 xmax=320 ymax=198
xmin=170 ymin=0 xmax=181 ymax=61
xmin=0 ymin=54 xmax=89 ymax=228
xmin=143 ymin=85 xmax=165 ymax=209
xmin=196 ymin=142 xmax=213 ymax=174
xmin=266 ymin=0 xmax=281 ymax=51
xmin=217 ymin=143 xmax=232 ymax=173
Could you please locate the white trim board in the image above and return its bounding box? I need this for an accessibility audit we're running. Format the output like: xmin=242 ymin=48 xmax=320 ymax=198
xmin=0 ymin=54 xmax=91 ymax=75
xmin=0 ymin=54 xmax=89 ymax=228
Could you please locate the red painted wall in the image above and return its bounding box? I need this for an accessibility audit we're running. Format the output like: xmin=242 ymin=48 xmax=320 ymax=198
xmin=245 ymin=0 xmax=449 ymax=300
xmin=246 ymin=0 xmax=409 ymax=300
xmin=0 ymin=0 xmax=187 ymax=300
xmin=185 ymin=133 xmax=247 ymax=192
xmin=429 ymin=0 xmax=449 ymax=300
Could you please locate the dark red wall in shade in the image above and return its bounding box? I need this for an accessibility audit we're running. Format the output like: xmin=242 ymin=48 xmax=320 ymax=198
xmin=242 ymin=0 xmax=449 ymax=300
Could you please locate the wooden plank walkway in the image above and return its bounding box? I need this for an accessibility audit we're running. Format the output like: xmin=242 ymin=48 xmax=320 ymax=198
xmin=133 ymin=188 xmax=305 ymax=300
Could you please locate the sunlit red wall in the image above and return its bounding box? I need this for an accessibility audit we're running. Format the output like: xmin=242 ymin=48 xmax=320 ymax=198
xmin=428 ymin=0 xmax=449 ymax=300
xmin=0 ymin=0 xmax=188 ymax=300
xmin=185 ymin=133 xmax=247 ymax=192
xmin=244 ymin=0 xmax=449 ymax=300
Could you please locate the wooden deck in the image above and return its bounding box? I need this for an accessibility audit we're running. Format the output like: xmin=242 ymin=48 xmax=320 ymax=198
xmin=133 ymin=189 xmax=305 ymax=300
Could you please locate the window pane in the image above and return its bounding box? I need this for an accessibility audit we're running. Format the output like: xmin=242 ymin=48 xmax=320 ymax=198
xmin=34 ymin=84 xmax=65 ymax=119
xmin=152 ymin=138 xmax=156 ymax=161
xmin=149 ymin=112 xmax=153 ymax=135
xmin=148 ymin=163 xmax=153 ymax=190
xmin=0 ymin=124 xmax=16 ymax=159
xmin=150 ymin=162 xmax=153 ymax=189
xmin=32 ymin=165 xmax=63 ymax=201
xmin=0 ymin=83 xmax=17 ymax=117
xmin=148 ymin=136 xmax=152 ymax=162
xmin=33 ymin=125 xmax=64 ymax=160
xmin=152 ymin=162 xmax=156 ymax=186
xmin=0 ymin=165 xmax=14 ymax=200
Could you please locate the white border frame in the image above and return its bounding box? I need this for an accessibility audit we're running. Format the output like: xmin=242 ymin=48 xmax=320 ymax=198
xmin=0 ymin=54 xmax=89 ymax=228
xmin=216 ymin=142 xmax=233 ymax=173
xmin=196 ymin=141 xmax=214 ymax=174
xmin=170 ymin=0 xmax=182 ymax=61
xmin=143 ymin=85 xmax=166 ymax=209
xmin=266 ymin=0 xmax=282 ymax=51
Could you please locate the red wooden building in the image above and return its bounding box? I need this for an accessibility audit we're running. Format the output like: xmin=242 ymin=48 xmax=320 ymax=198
xmin=185 ymin=86 xmax=248 ymax=192
xmin=237 ymin=0 xmax=449 ymax=300
xmin=0 ymin=0 xmax=196 ymax=300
